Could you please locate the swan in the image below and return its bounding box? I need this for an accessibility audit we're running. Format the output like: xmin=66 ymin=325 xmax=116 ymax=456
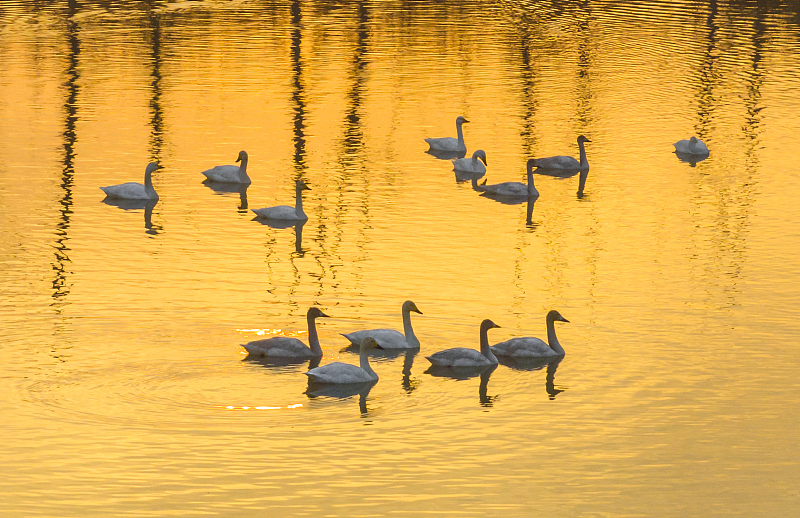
xmin=425 ymin=116 xmax=469 ymax=153
xmin=532 ymin=135 xmax=591 ymax=171
xmin=490 ymin=310 xmax=569 ymax=358
xmin=473 ymin=159 xmax=539 ymax=198
xmin=452 ymin=150 xmax=487 ymax=175
xmin=426 ymin=319 xmax=500 ymax=367
xmin=100 ymin=162 xmax=159 ymax=200
xmin=673 ymin=136 xmax=709 ymax=155
xmin=342 ymin=300 xmax=423 ymax=349
xmin=242 ymin=307 xmax=329 ymax=358
xmin=306 ymin=337 xmax=379 ymax=383
xmin=252 ymin=180 xmax=310 ymax=220
xmin=200 ymin=150 xmax=251 ymax=184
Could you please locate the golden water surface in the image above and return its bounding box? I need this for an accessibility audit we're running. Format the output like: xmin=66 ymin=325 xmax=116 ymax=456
xmin=1 ymin=1 xmax=799 ymax=516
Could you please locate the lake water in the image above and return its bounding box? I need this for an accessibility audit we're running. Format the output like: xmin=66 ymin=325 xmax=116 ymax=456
xmin=1 ymin=1 xmax=799 ymax=516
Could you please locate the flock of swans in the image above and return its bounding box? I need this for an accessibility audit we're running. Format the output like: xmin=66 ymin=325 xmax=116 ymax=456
xmin=98 ymin=115 xmax=710 ymax=401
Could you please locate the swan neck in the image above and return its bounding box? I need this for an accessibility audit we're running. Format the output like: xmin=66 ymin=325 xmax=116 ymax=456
xmin=578 ymin=141 xmax=589 ymax=169
xmin=480 ymin=326 xmax=498 ymax=363
xmin=238 ymin=156 xmax=249 ymax=181
xmin=295 ymin=185 xmax=306 ymax=217
xmin=402 ymin=308 xmax=420 ymax=347
xmin=307 ymin=314 xmax=322 ymax=355
xmin=546 ymin=317 xmax=565 ymax=355
xmin=359 ymin=344 xmax=377 ymax=378
xmin=456 ymin=122 xmax=465 ymax=147
xmin=144 ymin=168 xmax=156 ymax=196
xmin=526 ymin=165 xmax=535 ymax=195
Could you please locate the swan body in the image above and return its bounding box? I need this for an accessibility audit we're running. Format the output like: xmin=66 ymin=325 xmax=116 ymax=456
xmin=473 ymin=159 xmax=539 ymax=198
xmin=342 ymin=300 xmax=422 ymax=349
xmin=673 ymin=136 xmax=709 ymax=155
xmin=426 ymin=319 xmax=500 ymax=367
xmin=100 ymin=162 xmax=159 ymax=200
xmin=306 ymin=337 xmax=379 ymax=383
xmin=201 ymin=150 xmax=251 ymax=184
xmin=243 ymin=307 xmax=328 ymax=358
xmin=491 ymin=310 xmax=569 ymax=358
xmin=425 ymin=115 xmax=469 ymax=153
xmin=252 ymin=180 xmax=310 ymax=220
xmin=453 ymin=150 xmax=487 ymax=174
xmin=533 ymin=135 xmax=591 ymax=170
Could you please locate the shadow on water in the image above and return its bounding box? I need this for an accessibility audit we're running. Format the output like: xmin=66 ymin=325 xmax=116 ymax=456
xmin=253 ymin=219 xmax=305 ymax=255
xmin=243 ymin=354 xmax=321 ymax=370
xmin=306 ymin=380 xmax=376 ymax=415
xmin=427 ymin=148 xmax=466 ymax=161
xmin=496 ymin=356 xmax=565 ymax=400
xmin=454 ymin=168 xmax=485 ymax=184
xmin=425 ymin=363 xmax=498 ymax=407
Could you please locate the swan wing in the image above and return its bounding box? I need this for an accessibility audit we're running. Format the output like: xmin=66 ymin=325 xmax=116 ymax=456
xmin=201 ymin=165 xmax=242 ymax=183
xmin=243 ymin=337 xmax=313 ymax=357
xmin=306 ymin=362 xmax=375 ymax=383
xmin=342 ymin=329 xmax=410 ymax=349
xmin=100 ymin=182 xmax=151 ymax=200
xmin=491 ymin=337 xmax=557 ymax=358
xmin=252 ymin=205 xmax=305 ymax=220
xmin=427 ymin=347 xmax=492 ymax=367
xmin=425 ymin=137 xmax=462 ymax=152
xmin=534 ymin=155 xmax=581 ymax=170
xmin=482 ymin=181 xmax=528 ymax=196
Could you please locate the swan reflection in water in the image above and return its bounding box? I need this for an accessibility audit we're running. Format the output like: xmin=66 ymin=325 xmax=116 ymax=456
xmin=305 ymin=380 xmax=376 ymax=415
xmin=243 ymin=353 xmax=322 ymax=370
xmin=425 ymin=363 xmax=498 ymax=407
xmin=101 ymin=197 xmax=161 ymax=235
xmin=253 ymin=218 xmax=305 ymax=255
xmin=454 ymin=167 xmax=486 ymax=184
xmin=428 ymin=148 xmax=467 ymax=160
xmin=496 ymin=356 xmax=566 ymax=400
xmin=674 ymin=151 xmax=709 ymax=167
xmin=202 ymin=180 xmax=249 ymax=212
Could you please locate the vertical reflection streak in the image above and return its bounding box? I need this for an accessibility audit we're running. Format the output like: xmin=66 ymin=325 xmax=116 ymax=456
xmin=147 ymin=4 xmax=164 ymax=164
xmin=52 ymin=0 xmax=80 ymax=309
xmin=696 ymin=0 xmax=719 ymax=139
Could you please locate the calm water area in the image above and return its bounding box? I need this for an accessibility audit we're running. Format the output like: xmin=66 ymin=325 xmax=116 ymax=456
xmin=1 ymin=0 xmax=800 ymax=516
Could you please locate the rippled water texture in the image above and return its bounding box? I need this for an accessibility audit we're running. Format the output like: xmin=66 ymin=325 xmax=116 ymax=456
xmin=2 ymin=1 xmax=800 ymax=516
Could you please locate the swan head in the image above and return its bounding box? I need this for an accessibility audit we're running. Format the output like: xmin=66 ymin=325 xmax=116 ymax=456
xmin=145 ymin=162 xmax=159 ymax=175
xmin=296 ymin=180 xmax=311 ymax=191
xmin=546 ymin=310 xmax=570 ymax=324
xmin=402 ymin=300 xmax=423 ymax=315
xmin=526 ymin=158 xmax=537 ymax=170
xmin=362 ymin=337 xmax=380 ymax=350
xmin=473 ymin=150 xmax=487 ymax=166
xmin=689 ymin=136 xmax=698 ymax=143
xmin=307 ymin=307 xmax=329 ymax=320
xmin=456 ymin=115 xmax=470 ymax=125
xmin=480 ymin=319 xmax=501 ymax=333
xmin=236 ymin=150 xmax=248 ymax=163
xmin=577 ymin=135 xmax=591 ymax=144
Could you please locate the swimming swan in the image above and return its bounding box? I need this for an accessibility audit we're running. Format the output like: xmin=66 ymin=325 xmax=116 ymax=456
xmin=100 ymin=162 xmax=159 ymax=200
xmin=532 ymin=135 xmax=591 ymax=171
xmin=342 ymin=300 xmax=422 ymax=349
xmin=306 ymin=337 xmax=379 ymax=383
xmin=473 ymin=159 xmax=539 ymax=198
xmin=242 ymin=307 xmax=329 ymax=358
xmin=252 ymin=180 xmax=310 ymax=220
xmin=490 ymin=310 xmax=569 ymax=358
xmin=425 ymin=116 xmax=469 ymax=153
xmin=200 ymin=150 xmax=251 ymax=184
xmin=673 ymin=136 xmax=709 ymax=155
xmin=426 ymin=319 xmax=500 ymax=367
xmin=453 ymin=150 xmax=487 ymax=175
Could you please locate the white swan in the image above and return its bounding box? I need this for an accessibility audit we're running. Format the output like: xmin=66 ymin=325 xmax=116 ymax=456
xmin=490 ymin=310 xmax=569 ymax=358
xmin=200 ymin=150 xmax=251 ymax=184
xmin=426 ymin=319 xmax=500 ymax=367
xmin=100 ymin=162 xmax=159 ymax=200
xmin=342 ymin=300 xmax=422 ymax=349
xmin=673 ymin=136 xmax=709 ymax=155
xmin=306 ymin=337 xmax=379 ymax=383
xmin=252 ymin=180 xmax=310 ymax=220
xmin=532 ymin=135 xmax=591 ymax=170
xmin=473 ymin=159 xmax=539 ymax=198
xmin=453 ymin=150 xmax=487 ymax=174
xmin=242 ymin=307 xmax=328 ymax=358
xmin=425 ymin=116 xmax=469 ymax=153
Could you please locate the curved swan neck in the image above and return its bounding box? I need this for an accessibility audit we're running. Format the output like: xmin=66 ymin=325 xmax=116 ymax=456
xmin=144 ymin=167 xmax=156 ymax=196
xmin=546 ymin=316 xmax=565 ymax=355
xmin=456 ymin=121 xmax=465 ymax=147
xmin=238 ymin=155 xmax=250 ymax=182
xmin=480 ymin=326 xmax=498 ymax=362
xmin=578 ymin=140 xmax=589 ymax=169
xmin=295 ymin=184 xmax=306 ymax=217
xmin=359 ymin=343 xmax=377 ymax=378
xmin=402 ymin=308 xmax=420 ymax=347
xmin=526 ymin=164 xmax=536 ymax=195
xmin=307 ymin=313 xmax=322 ymax=355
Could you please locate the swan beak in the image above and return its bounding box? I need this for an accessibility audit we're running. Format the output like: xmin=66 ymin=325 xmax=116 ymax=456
xmin=493 ymin=323 xmax=501 ymax=329
xmin=560 ymin=317 xmax=570 ymax=323
xmin=236 ymin=156 xmax=241 ymax=163
xmin=413 ymin=307 xmax=423 ymax=315
xmin=463 ymin=119 xmax=470 ymax=123
xmin=319 ymin=311 xmax=330 ymax=318
xmin=303 ymin=184 xmax=311 ymax=191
